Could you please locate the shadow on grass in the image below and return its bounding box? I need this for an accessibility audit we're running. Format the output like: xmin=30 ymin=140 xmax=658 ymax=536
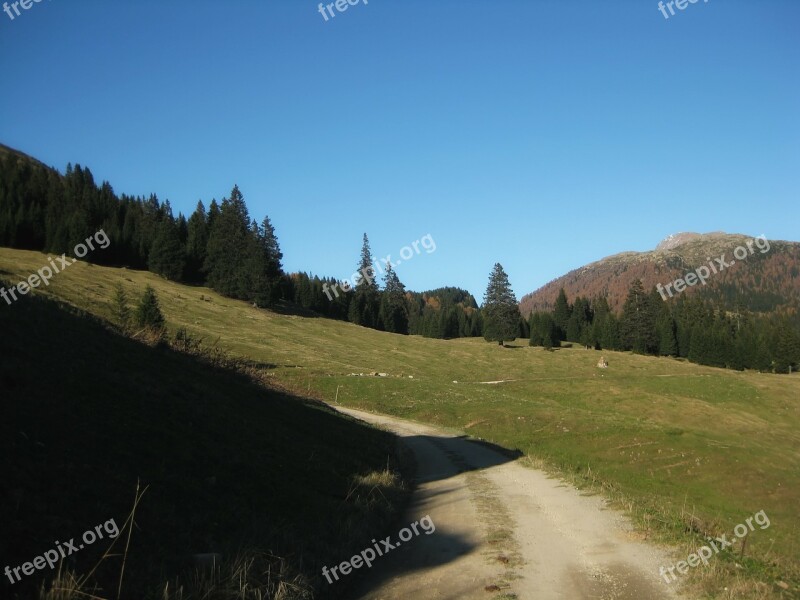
xmin=0 ymin=289 xmax=408 ymax=599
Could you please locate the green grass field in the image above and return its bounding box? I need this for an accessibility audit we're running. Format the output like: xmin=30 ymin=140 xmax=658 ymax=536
xmin=2 ymin=247 xmax=799 ymax=598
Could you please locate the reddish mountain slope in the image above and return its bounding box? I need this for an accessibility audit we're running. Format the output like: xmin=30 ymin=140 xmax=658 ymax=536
xmin=519 ymin=232 xmax=800 ymax=316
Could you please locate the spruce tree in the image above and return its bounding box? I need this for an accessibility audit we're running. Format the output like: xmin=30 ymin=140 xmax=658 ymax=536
xmin=136 ymin=285 xmax=165 ymax=330
xmin=529 ymin=312 xmax=542 ymax=346
xmin=440 ymin=306 xmax=460 ymax=339
xmin=518 ymin=315 xmax=530 ymax=339
xmin=540 ymin=313 xmax=558 ymax=349
xmin=599 ymin=313 xmax=622 ymax=350
xmin=259 ymin=215 xmax=283 ymax=277
xmin=110 ymin=283 xmax=131 ymax=330
xmin=379 ymin=264 xmax=409 ymax=334
xmin=252 ymin=214 xmax=284 ymax=305
xmin=566 ymin=312 xmax=581 ymax=343
xmin=657 ymin=303 xmax=678 ymax=356
xmin=482 ymin=263 xmax=521 ymax=345
xmin=621 ymin=280 xmax=658 ymax=353
xmin=204 ymin=186 xmax=252 ymax=299
xmin=774 ymin=323 xmax=800 ymax=373
xmin=148 ymin=217 xmax=186 ymax=281
xmin=348 ymin=234 xmax=381 ymax=328
xmin=688 ymin=323 xmax=710 ymax=365
xmin=185 ymin=201 xmax=209 ymax=282
xmin=553 ymin=288 xmax=572 ymax=341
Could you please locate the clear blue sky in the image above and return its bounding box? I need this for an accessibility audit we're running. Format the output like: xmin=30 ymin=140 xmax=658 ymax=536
xmin=1 ymin=0 xmax=798 ymax=301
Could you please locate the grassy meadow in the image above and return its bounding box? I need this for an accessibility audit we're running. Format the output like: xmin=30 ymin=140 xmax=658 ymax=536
xmin=2 ymin=247 xmax=799 ymax=598
xmin=0 ymin=250 xmax=410 ymax=600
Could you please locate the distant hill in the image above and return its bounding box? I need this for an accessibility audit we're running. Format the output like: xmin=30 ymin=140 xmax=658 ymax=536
xmin=0 ymin=142 xmax=54 ymax=170
xmin=520 ymin=232 xmax=800 ymax=316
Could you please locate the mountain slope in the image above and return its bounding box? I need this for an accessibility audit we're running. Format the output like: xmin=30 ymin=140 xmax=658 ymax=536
xmin=520 ymin=232 xmax=800 ymax=316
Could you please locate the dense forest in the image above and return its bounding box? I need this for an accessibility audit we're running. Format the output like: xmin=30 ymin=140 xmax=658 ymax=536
xmin=1 ymin=146 xmax=798 ymax=372
xmin=528 ymin=285 xmax=800 ymax=374
xmin=0 ymin=147 xmax=479 ymax=338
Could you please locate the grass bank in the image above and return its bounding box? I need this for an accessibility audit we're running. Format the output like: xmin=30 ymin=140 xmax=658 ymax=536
xmin=0 ymin=272 xmax=410 ymax=599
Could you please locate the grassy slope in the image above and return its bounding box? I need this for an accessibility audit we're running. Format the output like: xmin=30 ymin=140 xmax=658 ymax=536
xmin=2 ymin=248 xmax=799 ymax=596
xmin=0 ymin=254 xmax=409 ymax=599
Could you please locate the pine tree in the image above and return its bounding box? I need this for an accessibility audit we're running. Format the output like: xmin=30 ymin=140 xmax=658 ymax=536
xmin=657 ymin=304 xmax=678 ymax=356
xmin=148 ymin=216 xmax=186 ymax=281
xmin=540 ymin=313 xmax=558 ymax=349
xmin=348 ymin=234 xmax=381 ymax=328
xmin=774 ymin=323 xmax=800 ymax=374
xmin=591 ymin=311 xmax=621 ymax=350
xmin=259 ymin=215 xmax=283 ymax=277
xmin=252 ymin=214 xmax=284 ymax=305
xmin=688 ymin=323 xmax=711 ymax=365
xmin=482 ymin=263 xmax=521 ymax=345
xmin=621 ymin=280 xmax=658 ymax=354
xmin=566 ymin=297 xmax=592 ymax=345
xmin=294 ymin=273 xmax=313 ymax=308
xmin=135 ymin=285 xmax=165 ymax=330
xmin=204 ymin=186 xmax=252 ymax=299
xmin=110 ymin=283 xmax=131 ymax=330
xmin=207 ymin=199 xmax=221 ymax=230
xmin=379 ymin=264 xmax=409 ymax=334
xmin=528 ymin=312 xmax=542 ymax=346
xmin=440 ymin=306 xmax=460 ymax=339
xmin=553 ymin=288 xmax=572 ymax=341
xmin=518 ymin=315 xmax=530 ymax=339
xmin=185 ymin=201 xmax=209 ymax=283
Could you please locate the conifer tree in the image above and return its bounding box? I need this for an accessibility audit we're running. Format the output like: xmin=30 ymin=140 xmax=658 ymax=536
xmin=259 ymin=215 xmax=283 ymax=277
xmin=379 ymin=264 xmax=409 ymax=334
xmin=482 ymin=263 xmax=520 ymax=345
xmin=348 ymin=233 xmax=381 ymax=328
xmin=774 ymin=323 xmax=800 ymax=373
xmin=253 ymin=214 xmax=284 ymax=305
xmin=688 ymin=322 xmax=711 ymax=365
xmin=110 ymin=283 xmax=131 ymax=330
xmin=621 ymin=280 xmax=658 ymax=353
xmin=540 ymin=313 xmax=558 ymax=349
xmin=135 ymin=285 xmax=165 ymax=330
xmin=518 ymin=315 xmax=530 ymax=339
xmin=529 ymin=312 xmax=542 ymax=346
xmin=148 ymin=216 xmax=186 ymax=281
xmin=553 ymin=288 xmax=572 ymax=340
xmin=204 ymin=186 xmax=252 ymax=299
xmin=657 ymin=302 xmax=678 ymax=356
xmin=185 ymin=201 xmax=209 ymax=283
xmin=440 ymin=306 xmax=460 ymax=339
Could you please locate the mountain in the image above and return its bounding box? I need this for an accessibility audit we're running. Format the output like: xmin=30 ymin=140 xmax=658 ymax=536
xmin=520 ymin=232 xmax=800 ymax=316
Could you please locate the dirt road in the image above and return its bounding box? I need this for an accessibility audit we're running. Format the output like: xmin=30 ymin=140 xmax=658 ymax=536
xmin=337 ymin=407 xmax=685 ymax=600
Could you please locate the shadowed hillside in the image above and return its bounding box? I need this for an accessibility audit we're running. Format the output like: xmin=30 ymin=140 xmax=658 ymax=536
xmin=0 ymin=287 xmax=409 ymax=599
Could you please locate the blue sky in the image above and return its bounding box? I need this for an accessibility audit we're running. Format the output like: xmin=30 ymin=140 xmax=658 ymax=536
xmin=1 ymin=0 xmax=798 ymax=301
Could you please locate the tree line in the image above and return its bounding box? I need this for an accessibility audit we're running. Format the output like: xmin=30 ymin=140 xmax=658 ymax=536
xmin=526 ymin=282 xmax=800 ymax=373
xmin=0 ymin=153 xmax=286 ymax=304
xmin=287 ymin=236 xmax=482 ymax=338
xmin=0 ymin=151 xmax=481 ymax=337
xmin=2 ymin=150 xmax=797 ymax=372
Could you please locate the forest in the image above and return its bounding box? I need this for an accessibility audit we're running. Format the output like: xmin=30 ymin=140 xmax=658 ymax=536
xmin=527 ymin=286 xmax=800 ymax=374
